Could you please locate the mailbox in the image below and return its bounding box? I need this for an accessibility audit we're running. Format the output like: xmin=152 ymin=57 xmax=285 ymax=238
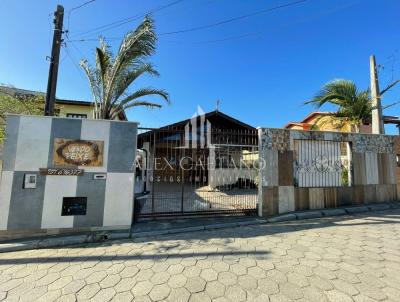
xmin=61 ymin=197 xmax=87 ymax=216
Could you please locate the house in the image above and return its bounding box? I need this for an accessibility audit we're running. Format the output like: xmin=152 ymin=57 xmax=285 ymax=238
xmin=284 ymin=112 xmax=372 ymax=133
xmin=0 ymin=85 xmax=127 ymax=120
xmin=55 ymin=98 xmax=127 ymax=120
xmin=136 ymin=110 xmax=258 ymax=195
xmin=285 ymin=111 xmax=399 ymax=133
xmin=134 ymin=109 xmax=260 ymax=217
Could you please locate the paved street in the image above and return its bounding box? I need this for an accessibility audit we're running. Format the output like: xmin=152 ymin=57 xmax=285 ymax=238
xmin=1 ymin=210 xmax=400 ymax=302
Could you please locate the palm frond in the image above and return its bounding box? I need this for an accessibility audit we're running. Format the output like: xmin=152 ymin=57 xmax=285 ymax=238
xmin=80 ymin=15 xmax=169 ymax=120
xmin=118 ymin=87 xmax=170 ymax=108
xmin=104 ymin=16 xmax=156 ymax=109
xmin=80 ymin=59 xmax=101 ymax=104
xmin=305 ymin=79 xmax=359 ymax=108
xmin=305 ymin=79 xmax=373 ymax=133
xmin=110 ymin=101 xmax=162 ymax=120
xmin=95 ymin=37 xmax=112 ymax=85
xmin=111 ymin=62 xmax=160 ymax=105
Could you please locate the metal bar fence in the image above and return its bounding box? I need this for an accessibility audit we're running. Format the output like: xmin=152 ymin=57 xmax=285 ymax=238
xmin=135 ymin=128 xmax=259 ymax=218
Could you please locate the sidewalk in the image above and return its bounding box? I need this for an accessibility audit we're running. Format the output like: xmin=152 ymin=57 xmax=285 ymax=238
xmin=0 ymin=202 xmax=399 ymax=253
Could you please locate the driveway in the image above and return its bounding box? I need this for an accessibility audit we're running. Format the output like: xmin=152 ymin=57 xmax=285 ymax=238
xmin=139 ymin=183 xmax=257 ymax=214
xmin=0 ymin=209 xmax=400 ymax=301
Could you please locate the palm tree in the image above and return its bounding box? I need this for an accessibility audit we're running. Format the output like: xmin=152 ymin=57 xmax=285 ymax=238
xmin=305 ymin=79 xmax=372 ymax=132
xmin=80 ymin=16 xmax=169 ymax=120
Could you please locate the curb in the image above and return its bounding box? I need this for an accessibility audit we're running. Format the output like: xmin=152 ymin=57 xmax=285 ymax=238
xmin=345 ymin=206 xmax=369 ymax=214
xmin=0 ymin=231 xmax=130 ymax=253
xmin=295 ymin=211 xmax=323 ymax=220
xmin=321 ymin=209 xmax=347 ymax=216
xmin=134 ymin=219 xmax=267 ymax=238
xmin=0 ymin=202 xmax=399 ymax=253
xmin=267 ymin=214 xmax=297 ymax=223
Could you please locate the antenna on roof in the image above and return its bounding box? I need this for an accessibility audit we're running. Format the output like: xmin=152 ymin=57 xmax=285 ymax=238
xmin=216 ymin=99 xmax=220 ymax=112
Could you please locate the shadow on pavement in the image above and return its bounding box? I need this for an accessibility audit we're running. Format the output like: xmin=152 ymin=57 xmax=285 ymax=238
xmin=0 ymin=250 xmax=270 ymax=265
xmin=0 ymin=210 xmax=398 ymax=261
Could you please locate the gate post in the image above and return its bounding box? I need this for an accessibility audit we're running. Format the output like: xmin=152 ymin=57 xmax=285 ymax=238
xmin=180 ymin=168 xmax=184 ymax=213
xmin=257 ymin=127 xmax=263 ymax=217
xmin=151 ymin=131 xmax=156 ymax=216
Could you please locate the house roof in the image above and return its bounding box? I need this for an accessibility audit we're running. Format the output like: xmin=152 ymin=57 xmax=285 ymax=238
xmin=159 ymin=110 xmax=255 ymax=130
xmin=138 ymin=110 xmax=255 ymax=139
xmin=285 ymin=111 xmax=400 ymax=129
xmin=0 ymin=85 xmax=127 ymax=120
xmin=284 ymin=111 xmax=332 ymax=129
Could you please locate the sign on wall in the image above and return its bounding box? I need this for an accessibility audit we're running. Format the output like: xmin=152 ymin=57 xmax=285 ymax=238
xmin=39 ymin=168 xmax=84 ymax=176
xmin=53 ymin=138 xmax=104 ymax=167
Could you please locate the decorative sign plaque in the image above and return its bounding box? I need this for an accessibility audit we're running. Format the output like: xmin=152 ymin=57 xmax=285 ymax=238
xmin=53 ymin=138 xmax=104 ymax=167
xmin=40 ymin=168 xmax=84 ymax=176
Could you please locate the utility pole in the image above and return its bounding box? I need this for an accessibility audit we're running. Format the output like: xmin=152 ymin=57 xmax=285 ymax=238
xmin=370 ymin=55 xmax=385 ymax=134
xmin=44 ymin=5 xmax=64 ymax=116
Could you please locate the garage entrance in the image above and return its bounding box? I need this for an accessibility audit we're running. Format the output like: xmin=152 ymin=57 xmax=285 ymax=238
xmin=134 ymin=127 xmax=259 ymax=218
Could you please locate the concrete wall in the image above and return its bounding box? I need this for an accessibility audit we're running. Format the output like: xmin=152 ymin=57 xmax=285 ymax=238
xmin=0 ymin=115 xmax=137 ymax=232
xmin=258 ymin=128 xmax=399 ymax=217
xmin=395 ymin=136 xmax=400 ymax=199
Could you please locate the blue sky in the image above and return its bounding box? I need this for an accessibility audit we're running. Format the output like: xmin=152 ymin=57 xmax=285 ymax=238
xmin=0 ymin=0 xmax=399 ymax=133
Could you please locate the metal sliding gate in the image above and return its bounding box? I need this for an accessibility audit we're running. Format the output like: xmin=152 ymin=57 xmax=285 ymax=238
xmin=134 ymin=128 xmax=259 ymax=218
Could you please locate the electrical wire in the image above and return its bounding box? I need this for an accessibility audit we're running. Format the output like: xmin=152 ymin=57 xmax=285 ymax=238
xmin=68 ymin=0 xmax=308 ymax=43
xmin=168 ymin=0 xmax=359 ymax=45
xmin=159 ymin=0 xmax=307 ymax=36
xmin=71 ymin=0 xmax=357 ymax=46
xmin=66 ymin=38 xmax=86 ymax=59
xmin=69 ymin=0 xmax=185 ymax=38
xmin=62 ymin=44 xmax=87 ymax=81
xmin=67 ymin=0 xmax=97 ymax=31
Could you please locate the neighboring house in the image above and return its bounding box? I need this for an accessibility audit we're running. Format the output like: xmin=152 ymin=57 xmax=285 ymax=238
xmin=284 ymin=111 xmax=372 ymax=133
xmin=56 ymin=99 xmax=127 ymax=120
xmin=136 ymin=110 xmax=258 ymax=193
xmin=0 ymin=85 xmax=127 ymax=120
xmin=285 ymin=111 xmax=399 ymax=133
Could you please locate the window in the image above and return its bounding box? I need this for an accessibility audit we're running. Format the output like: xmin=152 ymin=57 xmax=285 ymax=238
xmin=66 ymin=113 xmax=87 ymax=119
xmin=397 ymin=154 xmax=400 ymax=167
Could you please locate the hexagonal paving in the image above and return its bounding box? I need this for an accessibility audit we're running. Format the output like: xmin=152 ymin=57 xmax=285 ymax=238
xmin=1 ymin=210 xmax=400 ymax=301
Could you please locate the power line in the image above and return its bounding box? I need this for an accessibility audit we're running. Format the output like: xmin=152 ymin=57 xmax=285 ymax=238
xmin=66 ymin=38 xmax=86 ymax=59
xmin=67 ymin=0 xmax=97 ymax=31
xmin=62 ymin=44 xmax=87 ymax=81
xmin=68 ymin=0 xmax=308 ymax=43
xmin=70 ymin=0 xmax=185 ymax=38
xmin=159 ymin=0 xmax=307 ymax=36
xmin=70 ymin=0 xmax=96 ymax=11
xmin=174 ymin=0 xmax=359 ymax=44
